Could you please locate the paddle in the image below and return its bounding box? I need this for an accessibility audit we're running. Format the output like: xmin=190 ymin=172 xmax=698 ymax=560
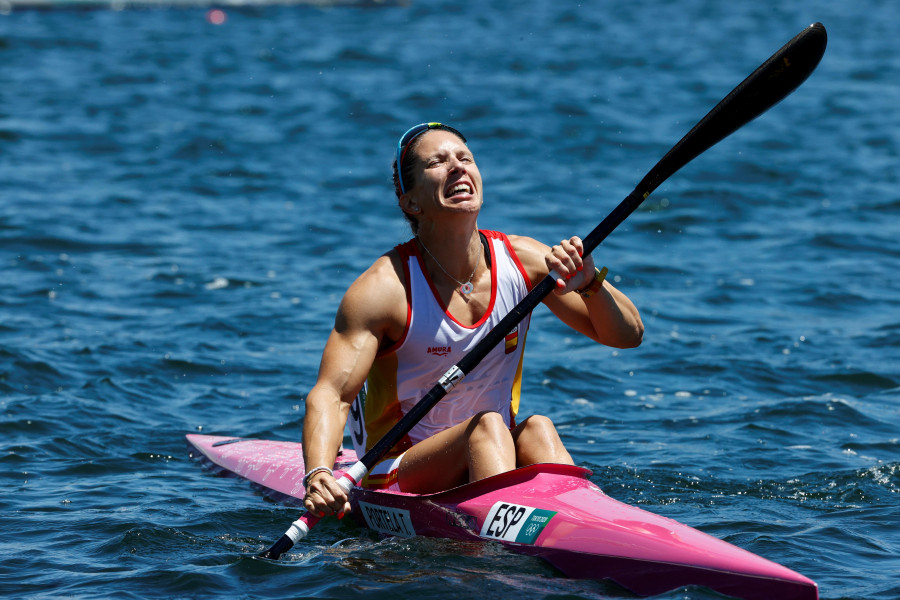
xmin=259 ymin=22 xmax=827 ymax=560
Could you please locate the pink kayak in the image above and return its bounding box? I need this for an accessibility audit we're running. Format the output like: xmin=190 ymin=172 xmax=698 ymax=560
xmin=186 ymin=434 xmax=818 ymax=599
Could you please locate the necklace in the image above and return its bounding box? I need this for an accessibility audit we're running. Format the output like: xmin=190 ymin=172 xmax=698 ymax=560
xmin=417 ymin=236 xmax=481 ymax=296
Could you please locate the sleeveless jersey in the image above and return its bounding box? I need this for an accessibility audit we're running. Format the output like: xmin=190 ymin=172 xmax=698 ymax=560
xmin=351 ymin=230 xmax=533 ymax=478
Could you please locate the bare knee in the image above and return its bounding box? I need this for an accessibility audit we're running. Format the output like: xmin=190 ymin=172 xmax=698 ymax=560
xmin=516 ymin=415 xmax=557 ymax=444
xmin=465 ymin=411 xmax=515 ymax=480
xmin=468 ymin=411 xmax=511 ymax=439
xmin=514 ymin=415 xmax=573 ymax=466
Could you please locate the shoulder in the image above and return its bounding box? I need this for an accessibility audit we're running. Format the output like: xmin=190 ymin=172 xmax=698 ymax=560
xmin=336 ymin=248 xmax=409 ymax=343
xmin=481 ymin=230 xmax=548 ymax=265
xmin=341 ymin=249 xmax=407 ymax=318
xmin=504 ymin=234 xmax=551 ymax=281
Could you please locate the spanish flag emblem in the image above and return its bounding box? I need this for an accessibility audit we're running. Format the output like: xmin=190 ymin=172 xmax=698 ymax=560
xmin=505 ymin=325 xmax=518 ymax=354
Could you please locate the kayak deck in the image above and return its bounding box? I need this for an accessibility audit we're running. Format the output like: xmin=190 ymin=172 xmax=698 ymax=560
xmin=186 ymin=434 xmax=818 ymax=600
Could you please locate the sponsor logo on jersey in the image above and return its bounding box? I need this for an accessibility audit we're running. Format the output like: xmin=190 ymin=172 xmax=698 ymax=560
xmin=479 ymin=501 xmax=556 ymax=544
xmin=427 ymin=345 xmax=451 ymax=357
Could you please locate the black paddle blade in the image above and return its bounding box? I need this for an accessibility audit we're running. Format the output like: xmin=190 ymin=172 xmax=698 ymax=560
xmin=635 ymin=22 xmax=827 ymax=200
xmin=581 ymin=22 xmax=827 ymax=256
xmin=257 ymin=535 xmax=293 ymax=560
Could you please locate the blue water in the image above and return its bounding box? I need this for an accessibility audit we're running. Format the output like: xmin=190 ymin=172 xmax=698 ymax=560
xmin=2 ymin=1 xmax=898 ymax=599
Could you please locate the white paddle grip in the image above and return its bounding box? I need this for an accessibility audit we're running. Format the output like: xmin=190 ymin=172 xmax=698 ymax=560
xmin=285 ymin=516 xmax=311 ymax=543
xmin=342 ymin=461 xmax=367 ymax=488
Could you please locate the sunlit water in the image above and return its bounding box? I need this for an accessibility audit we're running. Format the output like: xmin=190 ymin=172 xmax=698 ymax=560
xmin=2 ymin=1 xmax=898 ymax=598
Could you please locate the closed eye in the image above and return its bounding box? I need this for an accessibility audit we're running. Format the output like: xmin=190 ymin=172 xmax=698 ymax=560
xmin=424 ymin=151 xmax=474 ymax=168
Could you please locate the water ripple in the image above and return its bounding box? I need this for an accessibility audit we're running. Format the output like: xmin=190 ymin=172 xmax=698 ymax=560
xmin=3 ymin=3 xmax=899 ymax=600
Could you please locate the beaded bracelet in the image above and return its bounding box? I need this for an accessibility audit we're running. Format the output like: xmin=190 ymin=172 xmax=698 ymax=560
xmin=302 ymin=466 xmax=334 ymax=489
xmin=576 ymin=266 xmax=609 ymax=298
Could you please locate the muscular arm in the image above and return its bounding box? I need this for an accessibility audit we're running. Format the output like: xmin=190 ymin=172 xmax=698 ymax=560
xmin=301 ymin=252 xmax=407 ymax=516
xmin=301 ymin=326 xmax=376 ymax=483
xmin=509 ymin=235 xmax=644 ymax=348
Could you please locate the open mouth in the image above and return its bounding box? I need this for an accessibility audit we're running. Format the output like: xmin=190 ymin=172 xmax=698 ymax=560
xmin=447 ymin=182 xmax=473 ymax=196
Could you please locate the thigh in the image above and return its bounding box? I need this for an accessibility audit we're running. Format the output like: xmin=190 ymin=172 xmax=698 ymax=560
xmin=396 ymin=411 xmax=516 ymax=493
xmin=396 ymin=418 xmax=474 ymax=494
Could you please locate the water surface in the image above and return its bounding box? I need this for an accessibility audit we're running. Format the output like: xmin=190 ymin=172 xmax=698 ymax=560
xmin=2 ymin=1 xmax=898 ymax=598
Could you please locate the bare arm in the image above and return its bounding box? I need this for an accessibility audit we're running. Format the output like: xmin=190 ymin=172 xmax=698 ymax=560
xmin=302 ymin=253 xmax=407 ymax=517
xmin=510 ymin=235 xmax=644 ymax=348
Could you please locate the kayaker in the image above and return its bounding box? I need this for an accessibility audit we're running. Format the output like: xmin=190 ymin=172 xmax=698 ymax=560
xmin=302 ymin=122 xmax=643 ymax=519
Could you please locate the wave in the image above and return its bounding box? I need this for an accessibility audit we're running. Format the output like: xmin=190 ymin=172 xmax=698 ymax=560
xmin=590 ymin=461 xmax=900 ymax=513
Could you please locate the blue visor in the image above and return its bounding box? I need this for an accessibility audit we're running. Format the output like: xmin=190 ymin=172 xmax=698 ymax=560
xmin=395 ymin=122 xmax=467 ymax=194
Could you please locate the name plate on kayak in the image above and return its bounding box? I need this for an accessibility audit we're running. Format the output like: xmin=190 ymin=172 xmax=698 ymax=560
xmin=359 ymin=501 xmax=416 ymax=538
xmin=479 ymin=501 xmax=557 ymax=545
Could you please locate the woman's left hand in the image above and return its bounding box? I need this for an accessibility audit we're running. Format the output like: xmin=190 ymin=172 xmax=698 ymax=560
xmin=545 ymin=236 xmax=596 ymax=295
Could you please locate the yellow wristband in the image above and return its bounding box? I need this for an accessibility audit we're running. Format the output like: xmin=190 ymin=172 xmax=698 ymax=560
xmin=576 ymin=266 xmax=608 ymax=298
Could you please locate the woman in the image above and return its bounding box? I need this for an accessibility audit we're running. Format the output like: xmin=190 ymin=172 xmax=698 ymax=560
xmin=302 ymin=123 xmax=643 ymax=519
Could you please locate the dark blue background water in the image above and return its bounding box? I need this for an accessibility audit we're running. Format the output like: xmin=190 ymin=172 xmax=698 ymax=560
xmin=2 ymin=1 xmax=898 ymax=598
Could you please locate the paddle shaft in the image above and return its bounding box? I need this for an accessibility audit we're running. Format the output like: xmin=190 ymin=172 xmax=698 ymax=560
xmin=260 ymin=22 xmax=827 ymax=560
xmin=364 ymin=21 xmax=826 ymax=470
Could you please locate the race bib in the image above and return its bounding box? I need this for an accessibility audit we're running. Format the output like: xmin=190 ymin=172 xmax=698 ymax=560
xmin=479 ymin=501 xmax=556 ymax=545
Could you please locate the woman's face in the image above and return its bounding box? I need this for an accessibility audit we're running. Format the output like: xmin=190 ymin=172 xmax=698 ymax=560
xmin=404 ymin=130 xmax=483 ymax=221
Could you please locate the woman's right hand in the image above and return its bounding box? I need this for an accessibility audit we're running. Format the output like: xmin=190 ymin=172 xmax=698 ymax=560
xmin=303 ymin=471 xmax=352 ymax=519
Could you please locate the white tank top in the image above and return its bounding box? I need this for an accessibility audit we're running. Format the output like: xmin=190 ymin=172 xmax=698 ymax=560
xmin=355 ymin=230 xmax=533 ymax=459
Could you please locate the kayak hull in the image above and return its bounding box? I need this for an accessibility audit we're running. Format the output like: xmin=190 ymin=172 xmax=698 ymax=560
xmin=186 ymin=434 xmax=817 ymax=600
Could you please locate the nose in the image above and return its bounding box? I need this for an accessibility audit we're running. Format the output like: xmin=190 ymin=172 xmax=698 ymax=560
xmin=448 ymin=155 xmax=467 ymax=173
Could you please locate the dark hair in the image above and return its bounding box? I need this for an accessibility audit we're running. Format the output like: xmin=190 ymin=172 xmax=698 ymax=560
xmin=392 ymin=124 xmax=467 ymax=233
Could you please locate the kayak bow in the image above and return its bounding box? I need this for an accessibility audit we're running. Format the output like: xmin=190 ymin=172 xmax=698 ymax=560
xmin=187 ymin=434 xmax=818 ymax=600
